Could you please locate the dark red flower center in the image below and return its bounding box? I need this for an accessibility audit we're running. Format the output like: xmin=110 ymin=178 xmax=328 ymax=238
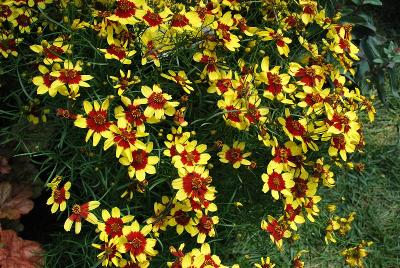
xmin=180 ymin=150 xmax=200 ymax=166
xmin=148 ymin=92 xmax=166 ymax=109
xmin=125 ymin=231 xmax=147 ymax=256
xmin=268 ymin=172 xmax=285 ymax=191
xmin=143 ymin=11 xmax=162 ymax=26
xmin=285 ymin=116 xmax=306 ymax=136
xmin=59 ymin=69 xmax=82 ymax=84
xmin=107 ymin=45 xmax=127 ymax=60
xmin=87 ymin=110 xmax=111 ymax=133
xmin=225 ymin=148 xmax=243 ymax=163
xmin=171 ymin=14 xmax=189 ymax=27
xmin=44 ymin=45 xmax=64 ymax=60
xmin=105 ymin=217 xmax=124 ymax=238
xmin=115 ymin=0 xmax=136 ymax=18
xmin=131 ymin=149 xmax=148 ymax=170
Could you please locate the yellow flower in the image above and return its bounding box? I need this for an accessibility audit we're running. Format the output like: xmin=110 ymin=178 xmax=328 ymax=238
xmin=193 ymin=211 xmax=219 ymax=244
xmin=51 ymin=60 xmax=93 ymax=94
xmin=139 ymin=85 xmax=179 ymax=120
xmin=341 ymin=241 xmax=373 ymax=267
xmin=258 ymin=28 xmax=292 ymax=57
xmin=172 ymin=140 xmax=211 ymax=170
xmin=108 ymin=0 xmax=145 ymax=25
xmin=98 ymin=207 xmax=134 ymax=241
xmin=118 ymin=221 xmax=158 ymax=263
xmin=193 ymin=50 xmax=220 ymax=81
xmin=119 ymin=142 xmax=159 ymax=181
xmin=46 ymin=181 xmax=71 ymax=213
xmin=92 ymin=237 xmax=122 ymax=267
xmin=261 ymin=169 xmax=294 ymax=200
xmin=64 ymin=201 xmax=100 ymax=234
xmin=32 ymin=64 xmax=68 ymax=97
xmin=99 ymin=42 xmax=136 ymax=64
xmin=168 ymin=199 xmax=197 ymax=236
xmin=30 ymin=37 xmax=70 ymax=65
xmin=110 ymin=70 xmax=140 ymax=96
xmin=161 ymin=70 xmax=194 ymax=94
xmin=218 ymin=141 xmax=251 ymax=169
xmin=255 ymin=256 xmax=276 ymax=268
xmin=74 ymin=99 xmax=112 ymax=146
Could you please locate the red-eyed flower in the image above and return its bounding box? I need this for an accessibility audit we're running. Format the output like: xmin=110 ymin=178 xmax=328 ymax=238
xmin=108 ymin=0 xmax=144 ymax=25
xmin=258 ymin=28 xmax=292 ymax=57
xmin=110 ymin=70 xmax=140 ymax=96
xmin=30 ymin=37 xmax=70 ymax=65
xmin=119 ymin=142 xmax=159 ymax=181
xmin=261 ymin=169 xmax=294 ymax=200
xmin=114 ymin=96 xmax=153 ymax=133
xmin=74 ymin=99 xmax=112 ymax=146
xmin=161 ymin=70 xmax=194 ymax=94
xmin=98 ymin=207 xmax=134 ymax=241
xmin=100 ymin=42 xmax=136 ymax=64
xmin=261 ymin=215 xmax=291 ymax=250
xmin=193 ymin=50 xmax=220 ymax=81
xmin=51 ymin=60 xmax=93 ymax=94
xmin=33 ymin=64 xmax=68 ymax=97
xmin=118 ymin=221 xmax=158 ymax=263
xmin=218 ymin=141 xmax=251 ymax=169
xmin=172 ymin=141 xmax=211 ymax=170
xmin=139 ymin=85 xmax=179 ymax=120
xmin=172 ymin=166 xmax=215 ymax=203
xmin=64 ymin=201 xmax=100 ymax=234
xmin=92 ymin=238 xmax=122 ymax=267
xmin=46 ymin=181 xmax=71 ymax=213
xmin=193 ymin=211 xmax=219 ymax=244
xmin=103 ymin=124 xmax=147 ymax=160
xmin=289 ymin=63 xmax=324 ymax=88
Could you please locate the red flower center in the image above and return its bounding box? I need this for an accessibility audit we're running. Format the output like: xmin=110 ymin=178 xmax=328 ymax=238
xmin=182 ymin=172 xmax=207 ymax=199
xmin=174 ymin=210 xmax=190 ymax=226
xmin=197 ymin=216 xmax=213 ymax=234
xmin=53 ymin=188 xmax=66 ymax=204
xmin=125 ymin=231 xmax=147 ymax=256
xmin=143 ymin=11 xmax=162 ymax=26
xmin=180 ymin=150 xmax=200 ymax=166
xmin=105 ymin=217 xmax=124 ymax=238
xmin=291 ymin=178 xmax=307 ymax=198
xmin=87 ymin=110 xmax=111 ymax=133
xmin=115 ymin=0 xmax=136 ymax=18
xmin=131 ymin=149 xmax=148 ymax=170
xmin=16 ymin=14 xmax=30 ymax=27
xmin=266 ymin=220 xmax=285 ymax=241
xmin=107 ymin=45 xmax=127 ymax=60
xmin=285 ymin=116 xmax=306 ymax=136
xmin=125 ymin=105 xmax=145 ymax=125
xmin=43 ymin=73 xmax=56 ymax=87
xmin=148 ymin=92 xmax=167 ymax=109
xmin=44 ymin=45 xmax=64 ymax=60
xmin=225 ymin=105 xmax=241 ymax=122
xmin=59 ymin=69 xmax=82 ymax=84
xmin=225 ymin=148 xmax=243 ymax=163
xmin=171 ymin=14 xmax=189 ymax=27
xmin=268 ymin=172 xmax=285 ymax=191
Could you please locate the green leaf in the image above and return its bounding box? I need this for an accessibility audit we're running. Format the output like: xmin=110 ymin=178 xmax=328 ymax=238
xmin=362 ymin=0 xmax=383 ymax=5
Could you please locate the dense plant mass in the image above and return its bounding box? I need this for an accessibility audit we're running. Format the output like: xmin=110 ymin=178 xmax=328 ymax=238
xmin=0 ymin=0 xmax=377 ymax=267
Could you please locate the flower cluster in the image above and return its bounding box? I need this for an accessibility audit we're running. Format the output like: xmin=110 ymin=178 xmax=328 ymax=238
xmin=2 ymin=0 xmax=376 ymax=266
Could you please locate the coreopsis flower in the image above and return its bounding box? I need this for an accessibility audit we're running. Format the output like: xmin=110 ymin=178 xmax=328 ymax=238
xmin=243 ymin=95 xmax=269 ymax=126
xmin=146 ymin=196 xmax=171 ymax=234
xmin=300 ymin=0 xmax=318 ymax=25
xmin=261 ymin=215 xmax=291 ymax=250
xmin=0 ymin=4 xmax=13 ymax=23
xmin=103 ymin=124 xmax=147 ymax=160
xmin=258 ymin=28 xmax=292 ymax=57
xmin=10 ymin=8 xmax=37 ymax=33
xmin=296 ymin=82 xmax=329 ymax=115
xmin=261 ymin=169 xmax=294 ymax=200
xmin=233 ymin=14 xmax=257 ymax=36
xmin=64 ymin=201 xmax=100 ymax=234
xmin=33 ymin=64 xmax=68 ymax=97
xmin=255 ymin=256 xmax=276 ymax=268
xmin=170 ymin=10 xmax=202 ymax=32
xmin=0 ymin=33 xmax=21 ymax=58
xmin=168 ymin=199 xmax=197 ymax=236
xmin=311 ymin=158 xmax=335 ymax=188
xmin=92 ymin=238 xmax=122 ymax=267
xmin=327 ymin=134 xmax=356 ymax=161
xmin=207 ymin=70 xmax=233 ymax=95
xmin=46 ymin=181 xmax=71 ymax=213
xmin=193 ymin=211 xmax=219 ymax=244
xmin=140 ymin=28 xmax=173 ymax=67
xmin=161 ymin=70 xmax=194 ymax=94
xmin=212 ymin=11 xmax=241 ymax=51
xmin=172 ymin=165 xmax=215 ymax=203
xmin=193 ymin=50 xmax=220 ymax=81
xmin=139 ymin=85 xmax=179 ymax=120
xmin=140 ymin=6 xmax=172 ymax=28
xmin=118 ymin=221 xmax=158 ymax=263
xmin=172 ymin=141 xmax=211 ymax=170
xmin=278 ymin=109 xmax=308 ymax=143
xmin=218 ymin=141 xmax=251 ymax=169
xmin=192 ymin=243 xmax=226 ymax=267
xmin=110 ymin=70 xmax=140 ymax=96
xmin=257 ymin=56 xmax=293 ymax=101
xmin=74 ymin=99 xmax=112 ymax=146
xmin=51 ymin=60 xmax=93 ymax=94
xmin=304 ymin=196 xmax=322 ymax=222
xmin=289 ymin=63 xmax=324 ymax=88
xmin=217 ymin=95 xmax=247 ymax=130
xmin=119 ymin=142 xmax=159 ymax=181
xmin=340 ymin=241 xmax=373 ymax=267
xmin=325 ymin=105 xmax=360 ymax=140
xmin=167 ymin=243 xmax=188 ymax=268
xmin=164 ymin=127 xmax=191 ymax=158
xmin=99 ymin=42 xmax=136 ymax=64
xmin=286 ymin=173 xmax=318 ymax=209
xmin=284 ymin=204 xmax=305 ymax=230
xmin=114 ymin=96 xmax=151 ymax=132
xmin=30 ymin=37 xmax=70 ymax=65
xmin=292 ymin=250 xmax=307 ymax=268
xmin=98 ymin=207 xmax=134 ymax=241
xmin=108 ymin=0 xmax=144 ymax=25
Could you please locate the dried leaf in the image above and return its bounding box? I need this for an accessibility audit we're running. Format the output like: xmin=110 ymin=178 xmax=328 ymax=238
xmin=0 ymin=229 xmax=44 ymax=268
xmin=0 ymin=182 xmax=34 ymax=220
